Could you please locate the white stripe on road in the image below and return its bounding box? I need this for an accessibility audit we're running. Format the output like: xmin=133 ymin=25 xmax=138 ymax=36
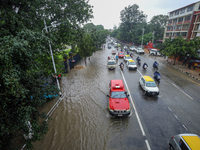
xmin=172 ymin=83 xmax=193 ymax=99
xmin=120 ymin=69 xmax=151 ymax=150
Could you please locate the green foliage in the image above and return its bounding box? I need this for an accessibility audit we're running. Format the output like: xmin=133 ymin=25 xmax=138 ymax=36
xmin=78 ymin=33 xmax=95 ymax=57
xmin=0 ymin=0 xmax=93 ymax=149
xmin=137 ymin=32 xmax=153 ymax=45
xmin=148 ymin=15 xmax=168 ymax=41
xmin=161 ymin=36 xmax=200 ymax=64
xmin=0 ymin=29 xmax=59 ymax=149
xmin=119 ymin=4 xmax=147 ymax=42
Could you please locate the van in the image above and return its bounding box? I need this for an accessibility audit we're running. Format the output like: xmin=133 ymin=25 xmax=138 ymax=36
xmin=150 ymin=49 xmax=161 ymax=56
xmin=169 ymin=133 xmax=200 ymax=150
xmin=107 ymin=59 xmax=116 ymax=70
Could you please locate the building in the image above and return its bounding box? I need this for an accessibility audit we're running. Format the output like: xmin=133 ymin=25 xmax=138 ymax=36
xmin=163 ymin=1 xmax=200 ymax=41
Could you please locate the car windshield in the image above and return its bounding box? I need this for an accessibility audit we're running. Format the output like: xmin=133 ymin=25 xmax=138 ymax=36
xmin=111 ymin=92 xmax=126 ymax=98
xmin=119 ymin=53 xmax=123 ymax=55
xmin=126 ymin=57 xmax=131 ymax=59
xmin=146 ymin=81 xmax=157 ymax=87
xmin=129 ymin=62 xmax=136 ymax=65
xmin=108 ymin=62 xmax=115 ymax=65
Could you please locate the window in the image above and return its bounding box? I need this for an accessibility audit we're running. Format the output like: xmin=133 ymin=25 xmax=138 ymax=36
xmin=166 ymin=33 xmax=170 ymax=36
xmin=175 ymin=10 xmax=179 ymax=15
xmin=185 ymin=15 xmax=191 ymax=21
xmin=167 ymin=27 xmax=171 ymax=30
xmin=187 ymin=5 xmax=193 ymax=12
xmin=180 ymin=8 xmax=185 ymax=14
xmin=173 ymin=19 xmax=177 ymax=23
xmin=195 ymin=24 xmax=199 ymax=30
xmin=176 ymin=26 xmax=182 ymax=30
xmin=182 ymin=25 xmax=189 ymax=30
xmin=197 ymin=16 xmax=200 ymax=22
xmin=170 ymin=12 xmax=174 ymax=17
xmin=178 ymin=17 xmax=183 ymax=22
xmin=199 ymin=4 xmax=200 ymax=10
xmin=182 ymin=32 xmax=187 ymax=36
xmin=168 ymin=20 xmax=172 ymax=24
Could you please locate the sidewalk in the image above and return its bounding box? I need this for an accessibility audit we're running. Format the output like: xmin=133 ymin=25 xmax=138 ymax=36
xmin=143 ymin=48 xmax=200 ymax=81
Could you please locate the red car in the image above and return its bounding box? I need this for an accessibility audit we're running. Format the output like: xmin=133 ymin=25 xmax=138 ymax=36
xmin=118 ymin=52 xmax=124 ymax=58
xmin=107 ymin=80 xmax=131 ymax=117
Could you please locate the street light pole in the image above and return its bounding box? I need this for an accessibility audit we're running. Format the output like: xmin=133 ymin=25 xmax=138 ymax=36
xmin=44 ymin=20 xmax=62 ymax=97
xmin=141 ymin=28 xmax=145 ymax=48
xmin=152 ymin=31 xmax=155 ymax=43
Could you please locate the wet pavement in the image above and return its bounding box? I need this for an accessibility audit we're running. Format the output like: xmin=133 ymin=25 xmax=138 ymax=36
xmin=32 ymin=42 xmax=200 ymax=150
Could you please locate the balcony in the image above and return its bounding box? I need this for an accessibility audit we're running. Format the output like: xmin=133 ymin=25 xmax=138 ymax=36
xmin=183 ymin=20 xmax=190 ymax=24
xmin=177 ymin=22 xmax=183 ymax=24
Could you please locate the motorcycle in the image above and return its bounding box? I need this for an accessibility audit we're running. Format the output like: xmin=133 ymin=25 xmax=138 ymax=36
xmin=154 ymin=75 xmax=161 ymax=84
xmin=143 ymin=65 xmax=147 ymax=70
xmin=153 ymin=63 xmax=159 ymax=70
xmin=120 ymin=64 xmax=124 ymax=71
xmin=137 ymin=60 xmax=141 ymax=66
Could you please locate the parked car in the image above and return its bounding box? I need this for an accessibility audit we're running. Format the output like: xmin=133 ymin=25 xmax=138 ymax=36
xmin=124 ymin=55 xmax=132 ymax=62
xmin=169 ymin=133 xmax=200 ymax=150
xmin=139 ymin=76 xmax=159 ymax=96
xmin=107 ymin=79 xmax=131 ymax=117
xmin=129 ymin=46 xmax=137 ymax=51
xmin=150 ymin=49 xmax=161 ymax=56
xmin=126 ymin=60 xmax=137 ymax=70
xmin=136 ymin=48 xmax=145 ymax=54
xmin=107 ymin=59 xmax=116 ymax=70
xmin=118 ymin=52 xmax=124 ymax=58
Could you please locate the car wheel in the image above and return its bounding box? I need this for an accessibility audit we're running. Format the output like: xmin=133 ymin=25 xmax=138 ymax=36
xmin=143 ymin=91 xmax=147 ymax=95
xmin=151 ymin=53 xmax=154 ymax=56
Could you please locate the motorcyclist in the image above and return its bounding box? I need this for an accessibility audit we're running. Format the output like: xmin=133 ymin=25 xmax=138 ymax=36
xmin=154 ymin=70 xmax=161 ymax=80
xmin=127 ymin=50 xmax=130 ymax=55
xmin=108 ymin=56 xmax=110 ymax=60
xmin=130 ymin=53 xmax=133 ymax=58
xmin=143 ymin=62 xmax=148 ymax=69
xmin=153 ymin=61 xmax=158 ymax=67
xmin=137 ymin=56 xmax=141 ymax=62
xmin=119 ymin=62 xmax=124 ymax=69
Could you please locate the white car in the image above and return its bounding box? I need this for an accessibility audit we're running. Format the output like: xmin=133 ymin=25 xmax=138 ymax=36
xmin=150 ymin=49 xmax=161 ymax=56
xmin=139 ymin=76 xmax=159 ymax=96
xmin=107 ymin=59 xmax=116 ymax=70
xmin=129 ymin=46 xmax=136 ymax=51
xmin=123 ymin=55 xmax=132 ymax=62
xmin=136 ymin=48 xmax=145 ymax=54
xmin=126 ymin=60 xmax=137 ymax=70
xmin=124 ymin=45 xmax=128 ymax=50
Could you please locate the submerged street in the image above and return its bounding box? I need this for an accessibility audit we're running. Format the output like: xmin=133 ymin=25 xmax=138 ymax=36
xmin=33 ymin=42 xmax=200 ymax=150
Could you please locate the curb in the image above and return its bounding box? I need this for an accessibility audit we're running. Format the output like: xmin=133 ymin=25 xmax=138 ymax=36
xmin=166 ymin=63 xmax=200 ymax=81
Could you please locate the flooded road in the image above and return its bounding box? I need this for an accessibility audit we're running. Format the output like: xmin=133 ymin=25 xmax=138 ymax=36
xmin=33 ymin=42 xmax=200 ymax=150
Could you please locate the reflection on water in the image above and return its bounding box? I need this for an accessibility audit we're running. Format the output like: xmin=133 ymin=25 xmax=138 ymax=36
xmin=32 ymin=49 xmax=145 ymax=150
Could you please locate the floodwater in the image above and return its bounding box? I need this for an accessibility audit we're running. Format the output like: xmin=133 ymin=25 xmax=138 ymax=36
xmin=33 ymin=42 xmax=200 ymax=150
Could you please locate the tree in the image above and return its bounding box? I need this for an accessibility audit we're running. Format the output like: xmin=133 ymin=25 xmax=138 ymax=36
xmin=137 ymin=32 xmax=153 ymax=45
xmin=148 ymin=15 xmax=169 ymax=41
xmin=162 ymin=36 xmax=188 ymax=65
xmin=119 ymin=4 xmax=147 ymax=42
xmin=0 ymin=0 xmax=93 ymax=149
xmin=78 ymin=33 xmax=96 ymax=62
xmin=0 ymin=30 xmax=59 ymax=149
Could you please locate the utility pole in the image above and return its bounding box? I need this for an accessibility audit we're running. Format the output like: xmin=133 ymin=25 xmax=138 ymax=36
xmin=141 ymin=28 xmax=145 ymax=48
xmin=152 ymin=31 xmax=155 ymax=43
xmin=44 ymin=20 xmax=62 ymax=97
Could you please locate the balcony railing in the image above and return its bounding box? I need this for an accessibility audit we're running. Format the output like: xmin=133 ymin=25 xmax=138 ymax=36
xmin=183 ymin=20 xmax=190 ymax=24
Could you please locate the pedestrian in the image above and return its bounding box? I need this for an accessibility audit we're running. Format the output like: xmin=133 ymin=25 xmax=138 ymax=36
xmin=188 ymin=62 xmax=192 ymax=69
xmin=193 ymin=62 xmax=198 ymax=70
xmin=182 ymin=57 xmax=187 ymax=66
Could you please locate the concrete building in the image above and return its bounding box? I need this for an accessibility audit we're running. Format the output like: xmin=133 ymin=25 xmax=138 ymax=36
xmin=163 ymin=1 xmax=200 ymax=41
